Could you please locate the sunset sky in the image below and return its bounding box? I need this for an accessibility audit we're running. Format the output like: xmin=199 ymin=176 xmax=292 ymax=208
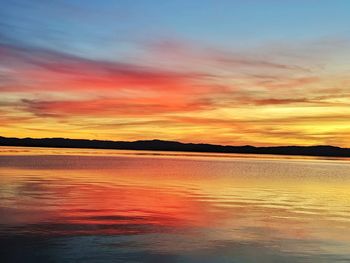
xmin=1 ymin=0 xmax=350 ymax=146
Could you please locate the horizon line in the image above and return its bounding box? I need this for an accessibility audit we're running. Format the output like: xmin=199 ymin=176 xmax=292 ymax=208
xmin=0 ymin=135 xmax=348 ymax=150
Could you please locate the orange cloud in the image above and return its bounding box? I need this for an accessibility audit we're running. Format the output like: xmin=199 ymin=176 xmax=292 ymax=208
xmin=21 ymin=96 xmax=213 ymax=117
xmin=1 ymin=39 xmax=350 ymax=147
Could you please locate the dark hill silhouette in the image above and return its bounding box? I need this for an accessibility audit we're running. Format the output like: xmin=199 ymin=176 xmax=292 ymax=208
xmin=0 ymin=136 xmax=350 ymax=157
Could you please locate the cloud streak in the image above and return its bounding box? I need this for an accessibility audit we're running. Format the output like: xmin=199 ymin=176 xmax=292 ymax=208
xmin=1 ymin=35 xmax=350 ymax=146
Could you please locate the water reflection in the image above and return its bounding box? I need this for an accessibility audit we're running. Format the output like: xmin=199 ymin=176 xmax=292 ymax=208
xmin=0 ymin=147 xmax=350 ymax=262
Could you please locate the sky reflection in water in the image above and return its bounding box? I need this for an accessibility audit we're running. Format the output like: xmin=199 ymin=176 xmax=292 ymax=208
xmin=1 ymin=147 xmax=350 ymax=262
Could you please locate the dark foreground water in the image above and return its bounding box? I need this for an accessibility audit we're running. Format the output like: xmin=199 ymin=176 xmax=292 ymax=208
xmin=1 ymin=147 xmax=350 ymax=263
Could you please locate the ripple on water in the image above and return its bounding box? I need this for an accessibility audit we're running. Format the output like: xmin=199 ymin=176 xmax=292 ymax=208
xmin=1 ymin=149 xmax=350 ymax=262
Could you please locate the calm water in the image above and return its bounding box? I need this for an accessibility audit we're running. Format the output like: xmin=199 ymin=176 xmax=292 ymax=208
xmin=1 ymin=147 xmax=350 ymax=263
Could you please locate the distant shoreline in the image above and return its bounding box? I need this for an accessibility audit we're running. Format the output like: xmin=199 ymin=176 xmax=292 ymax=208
xmin=1 ymin=136 xmax=350 ymax=158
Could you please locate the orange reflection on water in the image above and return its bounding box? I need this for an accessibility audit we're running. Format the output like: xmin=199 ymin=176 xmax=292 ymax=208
xmin=1 ymin=147 xmax=350 ymax=260
xmin=0 ymin=167 xmax=217 ymax=237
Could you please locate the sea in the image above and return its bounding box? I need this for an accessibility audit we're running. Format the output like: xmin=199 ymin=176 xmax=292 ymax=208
xmin=1 ymin=146 xmax=350 ymax=263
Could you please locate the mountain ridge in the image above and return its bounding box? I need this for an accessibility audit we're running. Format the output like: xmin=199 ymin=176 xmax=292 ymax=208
xmin=0 ymin=136 xmax=349 ymax=157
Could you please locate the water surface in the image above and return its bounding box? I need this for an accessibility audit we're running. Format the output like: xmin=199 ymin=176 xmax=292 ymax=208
xmin=1 ymin=147 xmax=350 ymax=262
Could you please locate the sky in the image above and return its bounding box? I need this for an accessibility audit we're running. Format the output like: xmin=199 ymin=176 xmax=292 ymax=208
xmin=1 ymin=0 xmax=350 ymax=146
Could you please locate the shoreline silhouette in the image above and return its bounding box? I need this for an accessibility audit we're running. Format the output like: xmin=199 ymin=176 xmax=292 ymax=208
xmin=1 ymin=136 xmax=349 ymax=158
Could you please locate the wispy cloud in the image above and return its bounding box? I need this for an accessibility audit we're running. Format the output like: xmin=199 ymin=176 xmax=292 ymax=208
xmin=1 ymin=33 xmax=350 ymax=146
